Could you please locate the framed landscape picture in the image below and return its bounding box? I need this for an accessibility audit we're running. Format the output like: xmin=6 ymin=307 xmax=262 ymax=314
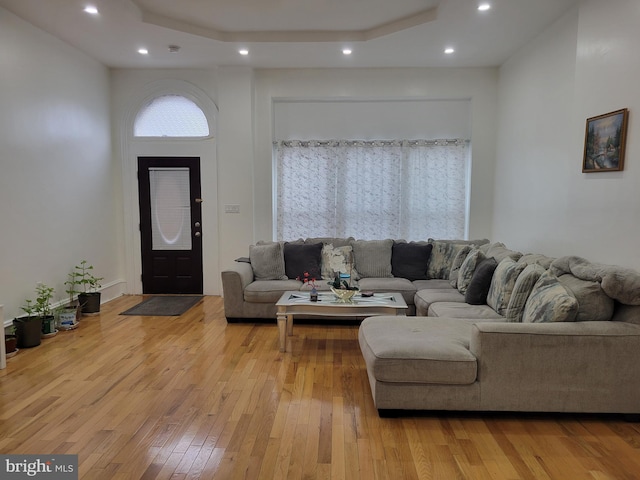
xmin=583 ymin=108 xmax=629 ymax=172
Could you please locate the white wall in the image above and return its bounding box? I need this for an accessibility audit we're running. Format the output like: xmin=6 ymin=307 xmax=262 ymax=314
xmin=255 ymin=68 xmax=499 ymax=244
xmin=494 ymin=0 xmax=640 ymax=270
xmin=0 ymin=7 xmax=121 ymax=321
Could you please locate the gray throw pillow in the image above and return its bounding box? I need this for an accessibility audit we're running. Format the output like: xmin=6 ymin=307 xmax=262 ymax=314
xmin=352 ymin=239 xmax=393 ymax=278
xmin=391 ymin=242 xmax=433 ymax=281
xmin=522 ymin=271 xmax=578 ymax=323
xmin=486 ymin=258 xmax=527 ymax=316
xmin=465 ymin=257 xmax=498 ymax=305
xmin=283 ymin=242 xmax=323 ymax=280
xmin=504 ymin=263 xmax=546 ymax=322
xmin=456 ymin=248 xmax=486 ymax=294
xmin=249 ymin=242 xmax=287 ymax=280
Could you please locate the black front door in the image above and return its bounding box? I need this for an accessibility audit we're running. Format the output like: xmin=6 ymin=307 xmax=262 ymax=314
xmin=138 ymin=157 xmax=203 ymax=294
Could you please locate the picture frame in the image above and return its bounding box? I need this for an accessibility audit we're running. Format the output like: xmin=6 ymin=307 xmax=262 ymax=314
xmin=583 ymin=108 xmax=629 ymax=172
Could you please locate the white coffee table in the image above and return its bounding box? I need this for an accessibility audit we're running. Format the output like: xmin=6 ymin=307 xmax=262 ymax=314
xmin=275 ymin=291 xmax=408 ymax=352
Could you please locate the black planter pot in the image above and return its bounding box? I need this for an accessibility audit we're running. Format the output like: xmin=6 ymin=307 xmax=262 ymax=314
xmin=14 ymin=316 xmax=42 ymax=348
xmin=79 ymin=292 xmax=101 ymax=314
xmin=5 ymin=335 xmax=17 ymax=354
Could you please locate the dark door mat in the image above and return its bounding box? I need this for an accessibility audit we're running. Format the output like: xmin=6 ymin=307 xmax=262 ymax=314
xmin=120 ymin=296 xmax=203 ymax=316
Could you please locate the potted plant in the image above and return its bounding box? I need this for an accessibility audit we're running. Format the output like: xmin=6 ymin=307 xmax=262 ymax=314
xmin=58 ymin=270 xmax=82 ymax=329
xmin=17 ymin=283 xmax=55 ymax=347
xmin=4 ymin=325 xmax=18 ymax=358
xmin=74 ymin=260 xmax=103 ymax=315
xmin=327 ymin=272 xmax=359 ymax=302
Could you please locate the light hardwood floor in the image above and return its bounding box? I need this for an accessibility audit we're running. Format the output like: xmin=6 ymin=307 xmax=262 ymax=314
xmin=1 ymin=295 xmax=640 ymax=479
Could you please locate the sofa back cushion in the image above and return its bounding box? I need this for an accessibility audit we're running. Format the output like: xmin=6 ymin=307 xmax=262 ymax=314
xmin=283 ymin=242 xmax=323 ymax=280
xmin=249 ymin=242 xmax=287 ymax=280
xmin=522 ymin=271 xmax=578 ymax=323
xmin=352 ymin=239 xmax=393 ymax=278
xmin=484 ymin=242 xmax=523 ymax=262
xmin=557 ymin=274 xmax=615 ymax=321
xmin=505 ymin=263 xmax=545 ymax=322
xmin=391 ymin=242 xmax=433 ymax=281
xmin=464 ymin=257 xmax=499 ymax=305
xmin=486 ymin=258 xmax=527 ymax=316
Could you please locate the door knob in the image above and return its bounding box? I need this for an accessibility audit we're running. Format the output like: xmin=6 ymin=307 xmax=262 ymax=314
xmin=195 ymin=232 xmax=201 ymax=237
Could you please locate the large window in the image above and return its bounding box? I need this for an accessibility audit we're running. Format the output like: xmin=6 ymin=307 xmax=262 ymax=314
xmin=275 ymin=139 xmax=469 ymax=241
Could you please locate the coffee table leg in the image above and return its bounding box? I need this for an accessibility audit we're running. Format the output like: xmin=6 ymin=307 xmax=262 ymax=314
xmin=277 ymin=312 xmax=287 ymax=352
xmin=287 ymin=314 xmax=294 ymax=336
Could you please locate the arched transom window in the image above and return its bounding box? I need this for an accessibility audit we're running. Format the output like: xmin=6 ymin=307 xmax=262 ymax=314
xmin=134 ymin=94 xmax=209 ymax=137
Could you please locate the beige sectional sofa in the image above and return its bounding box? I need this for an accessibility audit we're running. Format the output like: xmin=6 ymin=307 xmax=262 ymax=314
xmin=222 ymin=237 xmax=640 ymax=416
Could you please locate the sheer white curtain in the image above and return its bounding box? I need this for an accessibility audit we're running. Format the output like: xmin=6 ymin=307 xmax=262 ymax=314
xmin=275 ymin=139 xmax=469 ymax=241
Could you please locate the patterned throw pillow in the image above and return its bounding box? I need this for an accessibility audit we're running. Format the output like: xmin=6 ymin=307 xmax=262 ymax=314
xmin=504 ymin=263 xmax=546 ymax=322
xmin=321 ymin=244 xmax=359 ymax=280
xmin=428 ymin=241 xmax=474 ymax=280
xmin=352 ymin=239 xmax=393 ymax=278
xmin=486 ymin=258 xmax=527 ymax=316
xmin=449 ymin=245 xmax=474 ymax=287
xmin=249 ymin=242 xmax=287 ymax=280
xmin=522 ymin=271 xmax=578 ymax=323
xmin=456 ymin=248 xmax=486 ymax=294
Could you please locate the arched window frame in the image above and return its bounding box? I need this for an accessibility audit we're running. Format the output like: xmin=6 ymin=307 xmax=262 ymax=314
xmin=134 ymin=94 xmax=210 ymax=138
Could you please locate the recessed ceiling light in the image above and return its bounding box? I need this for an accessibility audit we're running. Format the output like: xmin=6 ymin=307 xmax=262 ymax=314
xmin=138 ymin=48 xmax=149 ymax=55
xmin=239 ymin=49 xmax=249 ymax=55
xmin=342 ymin=49 xmax=352 ymax=55
xmin=84 ymin=5 xmax=99 ymax=15
xmin=478 ymin=3 xmax=491 ymax=11
xmin=444 ymin=48 xmax=455 ymax=54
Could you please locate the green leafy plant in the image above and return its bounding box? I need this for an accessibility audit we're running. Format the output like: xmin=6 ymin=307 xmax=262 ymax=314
xmin=22 ymin=283 xmax=55 ymax=318
xmin=73 ymin=260 xmax=103 ymax=293
xmin=64 ymin=270 xmax=82 ymax=306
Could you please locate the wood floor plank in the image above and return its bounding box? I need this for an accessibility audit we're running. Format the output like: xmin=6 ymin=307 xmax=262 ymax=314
xmin=2 ymin=295 xmax=640 ymax=479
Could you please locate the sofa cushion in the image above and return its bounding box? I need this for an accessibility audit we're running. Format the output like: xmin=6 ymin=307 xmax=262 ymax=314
xmin=428 ymin=241 xmax=474 ymax=280
xmin=357 ymin=277 xmax=417 ymax=305
xmin=413 ymin=279 xmax=457 ymax=290
xmin=517 ymin=253 xmax=555 ymax=269
xmin=283 ymin=242 xmax=323 ymax=280
xmin=244 ymin=279 xmax=303 ymax=303
xmin=558 ymin=274 xmax=614 ymax=321
xmin=505 ymin=263 xmax=546 ymax=322
xmin=249 ymin=242 xmax=287 ymax=280
xmin=352 ymin=239 xmax=393 ymax=278
xmin=320 ymin=244 xmax=359 ymax=280
xmin=428 ymin=302 xmax=504 ymax=319
xmin=358 ymin=316 xmax=478 ymax=385
xmin=522 ymin=271 xmax=578 ymax=323
xmin=486 ymin=258 xmax=527 ymax=316
xmin=484 ymin=242 xmax=523 ymax=262
xmin=457 ymin=248 xmax=486 ymax=294
xmin=391 ymin=241 xmax=433 ymax=281
xmin=415 ymin=289 xmax=466 ymax=316
xmin=465 ymin=257 xmax=499 ymax=305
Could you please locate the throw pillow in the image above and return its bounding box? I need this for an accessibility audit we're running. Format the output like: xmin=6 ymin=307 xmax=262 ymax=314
xmin=557 ymin=274 xmax=614 ymax=321
xmin=352 ymin=239 xmax=393 ymax=278
xmin=249 ymin=242 xmax=287 ymax=280
xmin=456 ymin=248 xmax=486 ymax=294
xmin=449 ymin=245 xmax=474 ymax=287
xmin=465 ymin=258 xmax=498 ymax=305
xmin=486 ymin=258 xmax=527 ymax=316
xmin=391 ymin=242 xmax=433 ymax=281
xmin=321 ymin=244 xmax=359 ymax=280
xmin=504 ymin=263 xmax=546 ymax=322
xmin=283 ymin=242 xmax=323 ymax=280
xmin=428 ymin=241 xmax=475 ymax=280
xmin=485 ymin=242 xmax=523 ymax=262
xmin=522 ymin=271 xmax=578 ymax=323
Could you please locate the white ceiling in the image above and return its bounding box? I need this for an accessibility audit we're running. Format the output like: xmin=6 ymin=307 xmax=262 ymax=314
xmin=0 ymin=0 xmax=582 ymax=69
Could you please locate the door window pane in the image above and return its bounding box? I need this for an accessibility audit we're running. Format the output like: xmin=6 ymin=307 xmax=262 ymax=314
xmin=150 ymin=168 xmax=192 ymax=250
xmin=135 ymin=95 xmax=209 ymax=137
